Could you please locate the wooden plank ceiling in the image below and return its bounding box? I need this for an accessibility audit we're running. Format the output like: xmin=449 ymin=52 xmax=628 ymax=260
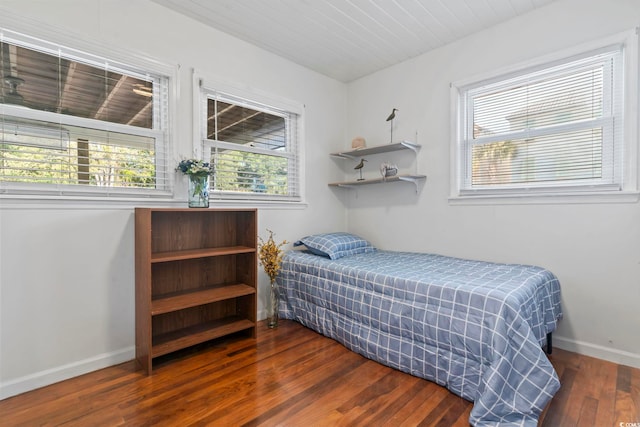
xmin=151 ymin=0 xmax=558 ymax=82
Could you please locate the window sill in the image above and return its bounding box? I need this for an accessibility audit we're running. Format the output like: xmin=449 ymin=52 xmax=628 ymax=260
xmin=0 ymin=194 xmax=309 ymax=210
xmin=207 ymin=198 xmax=308 ymax=210
xmin=0 ymin=193 xmax=182 ymax=210
xmin=448 ymin=190 xmax=640 ymax=205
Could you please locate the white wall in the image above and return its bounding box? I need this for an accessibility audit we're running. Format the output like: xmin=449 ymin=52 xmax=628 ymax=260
xmin=345 ymin=0 xmax=640 ymax=368
xmin=0 ymin=0 xmax=348 ymax=398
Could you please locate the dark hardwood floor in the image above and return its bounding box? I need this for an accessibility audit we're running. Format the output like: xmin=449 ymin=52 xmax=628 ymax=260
xmin=1 ymin=320 xmax=638 ymax=426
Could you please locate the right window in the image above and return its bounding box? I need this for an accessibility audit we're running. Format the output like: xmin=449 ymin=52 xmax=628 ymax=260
xmin=453 ymin=37 xmax=635 ymax=199
xmin=198 ymin=85 xmax=302 ymax=203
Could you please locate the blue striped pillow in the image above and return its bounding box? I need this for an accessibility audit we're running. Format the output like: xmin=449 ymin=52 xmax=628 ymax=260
xmin=294 ymin=232 xmax=376 ymax=260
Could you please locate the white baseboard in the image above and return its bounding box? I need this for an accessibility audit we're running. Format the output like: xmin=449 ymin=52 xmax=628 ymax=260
xmin=554 ymin=335 xmax=640 ymax=369
xmin=0 ymin=346 xmax=135 ymax=400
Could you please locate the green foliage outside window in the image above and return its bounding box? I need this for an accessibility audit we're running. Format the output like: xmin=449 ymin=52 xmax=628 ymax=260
xmin=0 ymin=142 xmax=156 ymax=188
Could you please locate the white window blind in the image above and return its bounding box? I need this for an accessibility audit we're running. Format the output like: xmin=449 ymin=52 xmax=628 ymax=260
xmin=0 ymin=28 xmax=170 ymax=197
xmin=455 ymin=44 xmax=624 ymax=196
xmin=201 ymin=88 xmax=301 ymax=202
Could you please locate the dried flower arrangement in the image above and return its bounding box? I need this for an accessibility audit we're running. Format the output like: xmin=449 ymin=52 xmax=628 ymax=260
xmin=258 ymin=229 xmax=288 ymax=284
xmin=258 ymin=229 xmax=287 ymax=328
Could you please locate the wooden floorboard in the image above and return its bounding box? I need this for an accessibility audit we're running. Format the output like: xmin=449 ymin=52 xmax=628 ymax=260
xmin=1 ymin=320 xmax=638 ymax=426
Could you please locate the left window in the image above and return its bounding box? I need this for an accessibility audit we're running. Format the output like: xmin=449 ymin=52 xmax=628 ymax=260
xmin=0 ymin=28 xmax=170 ymax=197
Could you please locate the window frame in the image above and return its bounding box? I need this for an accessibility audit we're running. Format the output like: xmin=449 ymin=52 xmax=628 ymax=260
xmin=194 ymin=71 xmax=305 ymax=206
xmin=450 ymin=29 xmax=639 ymax=204
xmin=0 ymin=22 xmax=176 ymax=202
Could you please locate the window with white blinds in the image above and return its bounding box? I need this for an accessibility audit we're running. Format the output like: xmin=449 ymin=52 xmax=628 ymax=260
xmin=0 ymin=28 xmax=170 ymax=197
xmin=454 ymin=43 xmax=627 ymax=197
xmin=201 ymin=88 xmax=301 ymax=202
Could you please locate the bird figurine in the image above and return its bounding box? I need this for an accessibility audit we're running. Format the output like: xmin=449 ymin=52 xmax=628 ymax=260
xmin=386 ymin=108 xmax=398 ymax=143
xmin=354 ymin=158 xmax=367 ymax=181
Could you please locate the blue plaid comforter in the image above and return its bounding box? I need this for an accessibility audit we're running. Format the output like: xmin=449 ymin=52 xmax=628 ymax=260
xmin=279 ymin=250 xmax=562 ymax=426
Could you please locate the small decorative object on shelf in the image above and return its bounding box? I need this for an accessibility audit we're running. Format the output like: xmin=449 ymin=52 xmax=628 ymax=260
xmin=258 ymin=229 xmax=287 ymax=328
xmin=380 ymin=162 xmax=398 ymax=180
xmin=354 ymin=158 xmax=367 ymax=181
xmin=385 ymin=108 xmax=398 ymax=143
xmin=351 ymin=136 xmax=366 ymax=149
xmin=176 ymin=159 xmax=213 ymax=208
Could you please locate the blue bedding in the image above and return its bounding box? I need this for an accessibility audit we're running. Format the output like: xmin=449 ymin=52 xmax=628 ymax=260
xmin=278 ymin=249 xmax=562 ymax=427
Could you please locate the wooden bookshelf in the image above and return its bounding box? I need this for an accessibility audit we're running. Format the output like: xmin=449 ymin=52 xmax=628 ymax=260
xmin=135 ymin=208 xmax=257 ymax=374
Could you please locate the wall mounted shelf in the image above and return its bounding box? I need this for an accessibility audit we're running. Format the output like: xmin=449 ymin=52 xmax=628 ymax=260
xmin=328 ymin=174 xmax=426 ymax=191
xmin=329 ymin=140 xmax=425 ymax=192
xmin=330 ymin=140 xmax=420 ymax=159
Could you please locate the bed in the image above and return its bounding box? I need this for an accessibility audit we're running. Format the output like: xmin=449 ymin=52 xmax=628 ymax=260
xmin=278 ymin=232 xmax=563 ymax=427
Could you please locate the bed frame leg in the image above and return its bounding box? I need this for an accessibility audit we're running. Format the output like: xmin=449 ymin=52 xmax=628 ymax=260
xmin=546 ymin=332 xmax=553 ymax=355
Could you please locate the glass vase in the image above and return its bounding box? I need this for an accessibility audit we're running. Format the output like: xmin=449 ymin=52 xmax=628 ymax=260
xmin=267 ymin=280 xmax=279 ymax=328
xmin=188 ymin=174 xmax=209 ymax=208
